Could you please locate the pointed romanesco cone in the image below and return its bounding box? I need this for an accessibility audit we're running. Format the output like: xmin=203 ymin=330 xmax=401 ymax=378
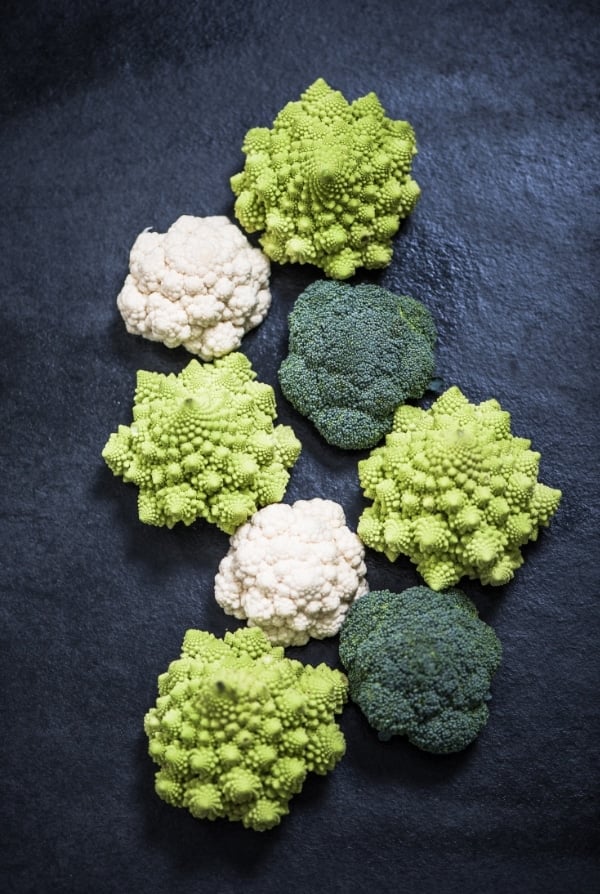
xmin=357 ymin=386 xmax=562 ymax=589
xmin=102 ymin=353 xmax=301 ymax=533
xmin=144 ymin=626 xmax=347 ymax=831
xmin=231 ymin=78 xmax=420 ymax=279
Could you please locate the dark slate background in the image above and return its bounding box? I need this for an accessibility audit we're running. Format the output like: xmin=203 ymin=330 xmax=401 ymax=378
xmin=1 ymin=1 xmax=599 ymax=892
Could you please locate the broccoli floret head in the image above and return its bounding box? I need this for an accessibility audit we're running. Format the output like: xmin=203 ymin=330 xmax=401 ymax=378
xmin=338 ymin=587 xmax=502 ymax=754
xmin=102 ymin=353 xmax=301 ymax=533
xmin=231 ymin=78 xmax=420 ymax=279
xmin=144 ymin=627 xmax=347 ymax=830
xmin=357 ymin=386 xmax=562 ymax=588
xmin=278 ymin=281 xmax=437 ymax=450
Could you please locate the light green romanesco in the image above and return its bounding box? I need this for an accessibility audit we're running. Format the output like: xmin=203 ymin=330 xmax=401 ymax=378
xmin=357 ymin=386 xmax=562 ymax=589
xmin=144 ymin=626 xmax=348 ymax=831
xmin=102 ymin=353 xmax=301 ymax=533
xmin=230 ymin=78 xmax=420 ymax=280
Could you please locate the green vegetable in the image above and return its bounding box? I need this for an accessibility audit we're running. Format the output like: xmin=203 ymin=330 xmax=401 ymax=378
xmin=102 ymin=353 xmax=301 ymax=533
xmin=231 ymin=78 xmax=420 ymax=279
xmin=358 ymin=386 xmax=562 ymax=589
xmin=278 ymin=280 xmax=436 ymax=449
xmin=339 ymin=587 xmax=502 ymax=754
xmin=144 ymin=626 xmax=348 ymax=830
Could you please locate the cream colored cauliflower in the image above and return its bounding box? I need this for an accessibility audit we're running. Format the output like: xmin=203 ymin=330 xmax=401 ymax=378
xmin=214 ymin=499 xmax=368 ymax=647
xmin=117 ymin=215 xmax=271 ymax=360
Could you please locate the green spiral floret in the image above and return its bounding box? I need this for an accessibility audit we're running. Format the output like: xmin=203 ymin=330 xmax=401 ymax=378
xmin=231 ymin=78 xmax=420 ymax=279
xmin=357 ymin=386 xmax=562 ymax=588
xmin=102 ymin=354 xmax=301 ymax=533
xmin=144 ymin=627 xmax=347 ymax=830
xmin=339 ymin=587 xmax=502 ymax=753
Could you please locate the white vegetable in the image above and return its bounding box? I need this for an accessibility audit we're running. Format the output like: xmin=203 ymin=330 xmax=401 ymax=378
xmin=117 ymin=215 xmax=271 ymax=360
xmin=214 ymin=499 xmax=369 ymax=646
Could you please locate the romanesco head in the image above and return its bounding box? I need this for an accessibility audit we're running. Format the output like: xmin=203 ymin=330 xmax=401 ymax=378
xmin=278 ymin=280 xmax=437 ymax=449
xmin=102 ymin=354 xmax=301 ymax=533
xmin=144 ymin=627 xmax=347 ymax=830
xmin=357 ymin=386 xmax=562 ymax=589
xmin=230 ymin=78 xmax=420 ymax=279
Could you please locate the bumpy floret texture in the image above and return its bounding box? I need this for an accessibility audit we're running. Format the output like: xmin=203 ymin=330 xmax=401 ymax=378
xmin=215 ymin=499 xmax=368 ymax=646
xmin=144 ymin=626 xmax=347 ymax=830
xmin=231 ymin=78 xmax=420 ymax=279
xmin=339 ymin=587 xmax=502 ymax=753
xmin=102 ymin=354 xmax=301 ymax=533
xmin=357 ymin=386 xmax=562 ymax=589
xmin=278 ymin=281 xmax=436 ymax=449
xmin=117 ymin=216 xmax=271 ymax=360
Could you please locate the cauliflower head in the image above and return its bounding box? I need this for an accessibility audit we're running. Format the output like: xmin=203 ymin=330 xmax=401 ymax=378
xmin=231 ymin=78 xmax=420 ymax=279
xmin=215 ymin=499 xmax=368 ymax=646
xmin=357 ymin=386 xmax=562 ymax=589
xmin=278 ymin=280 xmax=437 ymax=449
xmin=117 ymin=215 xmax=271 ymax=360
xmin=102 ymin=353 xmax=301 ymax=533
xmin=338 ymin=587 xmax=502 ymax=754
xmin=144 ymin=626 xmax=348 ymax=830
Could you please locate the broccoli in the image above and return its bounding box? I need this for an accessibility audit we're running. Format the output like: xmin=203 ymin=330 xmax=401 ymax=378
xmin=358 ymin=386 xmax=562 ymax=588
xmin=102 ymin=353 xmax=301 ymax=533
xmin=278 ymin=280 xmax=437 ymax=450
xmin=144 ymin=626 xmax=347 ymax=830
xmin=338 ymin=587 xmax=502 ymax=754
xmin=231 ymin=78 xmax=420 ymax=279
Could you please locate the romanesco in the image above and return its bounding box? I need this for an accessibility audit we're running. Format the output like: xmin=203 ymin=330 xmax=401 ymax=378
xmin=357 ymin=386 xmax=562 ymax=589
xmin=144 ymin=626 xmax=347 ymax=830
xmin=231 ymin=78 xmax=420 ymax=279
xmin=102 ymin=353 xmax=301 ymax=533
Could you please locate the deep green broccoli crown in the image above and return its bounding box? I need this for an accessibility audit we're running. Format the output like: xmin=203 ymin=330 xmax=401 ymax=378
xmin=144 ymin=627 xmax=347 ymax=830
xmin=357 ymin=386 xmax=562 ymax=588
xmin=278 ymin=281 xmax=436 ymax=450
xmin=339 ymin=587 xmax=502 ymax=754
xmin=231 ymin=78 xmax=420 ymax=279
xmin=102 ymin=353 xmax=301 ymax=533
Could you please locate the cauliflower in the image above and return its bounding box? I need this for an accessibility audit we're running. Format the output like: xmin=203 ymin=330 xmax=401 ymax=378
xmin=117 ymin=215 xmax=271 ymax=360
xmin=214 ymin=499 xmax=369 ymax=646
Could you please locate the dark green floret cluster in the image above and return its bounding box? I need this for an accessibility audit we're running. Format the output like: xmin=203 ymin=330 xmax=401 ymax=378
xmin=339 ymin=587 xmax=502 ymax=754
xmin=278 ymin=280 xmax=437 ymax=449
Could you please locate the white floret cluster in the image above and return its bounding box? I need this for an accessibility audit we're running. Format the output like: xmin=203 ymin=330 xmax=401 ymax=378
xmin=117 ymin=215 xmax=271 ymax=360
xmin=214 ymin=499 xmax=369 ymax=646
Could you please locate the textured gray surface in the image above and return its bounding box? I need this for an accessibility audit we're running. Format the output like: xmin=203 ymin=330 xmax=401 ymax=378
xmin=1 ymin=1 xmax=599 ymax=891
